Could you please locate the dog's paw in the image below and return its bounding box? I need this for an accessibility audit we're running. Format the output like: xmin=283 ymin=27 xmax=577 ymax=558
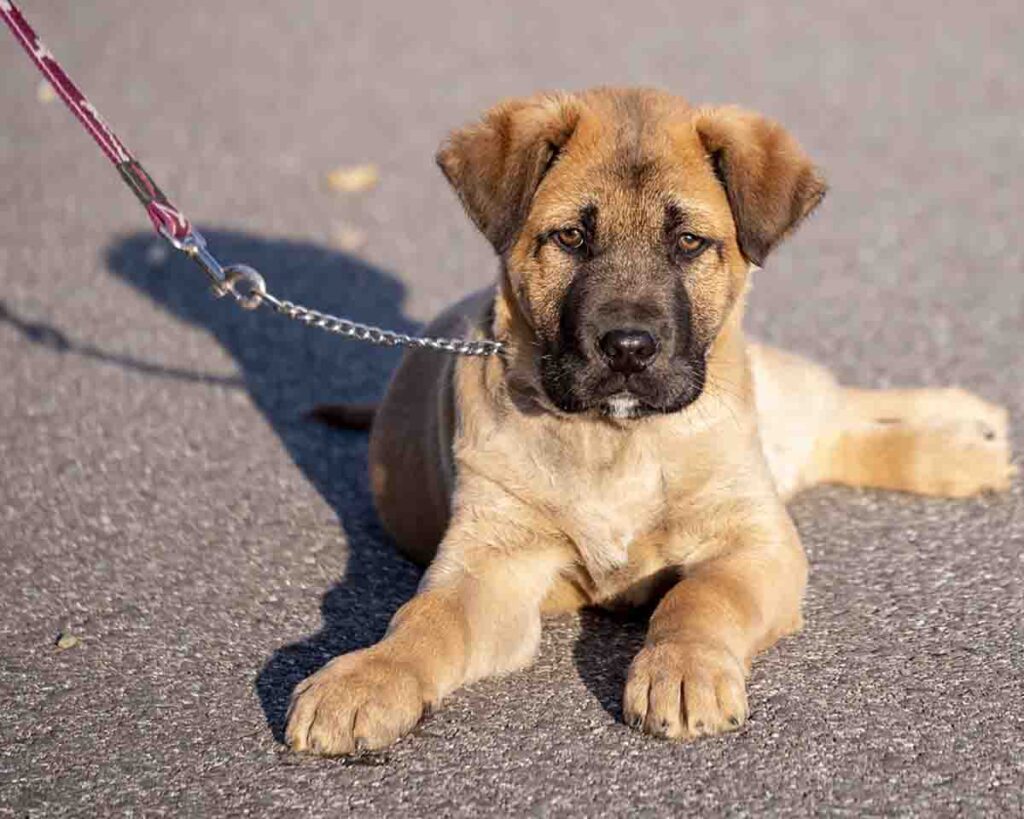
xmin=623 ymin=640 xmax=748 ymax=740
xmin=863 ymin=389 xmax=1014 ymax=497
xmin=285 ymin=650 xmax=425 ymax=756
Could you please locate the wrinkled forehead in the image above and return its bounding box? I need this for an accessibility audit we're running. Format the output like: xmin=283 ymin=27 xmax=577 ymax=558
xmin=530 ymin=105 xmax=734 ymax=238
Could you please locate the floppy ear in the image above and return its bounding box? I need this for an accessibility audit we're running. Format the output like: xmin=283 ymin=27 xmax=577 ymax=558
xmin=695 ymin=107 xmax=827 ymax=266
xmin=436 ymin=93 xmax=581 ymax=254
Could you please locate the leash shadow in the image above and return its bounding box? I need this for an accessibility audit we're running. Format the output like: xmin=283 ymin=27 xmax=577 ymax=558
xmin=0 ymin=298 xmax=246 ymax=388
xmin=105 ymin=230 xmax=422 ymax=742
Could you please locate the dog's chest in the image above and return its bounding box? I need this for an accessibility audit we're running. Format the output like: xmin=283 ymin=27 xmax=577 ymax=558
xmin=542 ymin=433 xmax=669 ymax=577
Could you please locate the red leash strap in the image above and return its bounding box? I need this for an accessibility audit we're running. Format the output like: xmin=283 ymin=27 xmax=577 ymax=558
xmin=1 ymin=0 xmax=192 ymax=241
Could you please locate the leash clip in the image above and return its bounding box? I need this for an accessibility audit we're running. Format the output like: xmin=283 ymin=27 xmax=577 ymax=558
xmin=159 ymin=227 xmax=266 ymax=311
xmin=160 ymin=227 xmax=229 ymax=293
xmin=222 ymin=264 xmax=267 ymax=311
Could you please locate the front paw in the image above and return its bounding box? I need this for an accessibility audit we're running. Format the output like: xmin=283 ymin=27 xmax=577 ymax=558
xmin=286 ymin=650 xmax=425 ymax=756
xmin=623 ymin=640 xmax=748 ymax=740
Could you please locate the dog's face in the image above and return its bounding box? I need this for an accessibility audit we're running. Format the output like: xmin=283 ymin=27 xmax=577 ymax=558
xmin=438 ymin=88 xmax=825 ymax=418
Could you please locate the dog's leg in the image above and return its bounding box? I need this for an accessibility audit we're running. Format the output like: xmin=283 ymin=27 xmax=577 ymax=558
xmin=286 ymin=527 xmax=569 ymax=756
xmin=624 ymin=514 xmax=807 ymax=740
xmin=811 ymin=387 xmax=1014 ymax=497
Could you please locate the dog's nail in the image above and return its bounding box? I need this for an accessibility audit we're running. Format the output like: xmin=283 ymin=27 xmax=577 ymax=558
xmin=354 ymin=738 xmax=368 ymax=753
xmin=728 ymin=715 xmax=740 ymax=727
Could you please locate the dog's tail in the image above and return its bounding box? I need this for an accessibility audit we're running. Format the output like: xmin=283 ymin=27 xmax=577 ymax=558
xmin=307 ymin=402 xmax=378 ymax=431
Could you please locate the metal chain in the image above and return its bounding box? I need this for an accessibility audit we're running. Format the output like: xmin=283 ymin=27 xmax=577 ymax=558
xmin=170 ymin=231 xmax=505 ymax=357
xmin=259 ymin=292 xmax=504 ymax=356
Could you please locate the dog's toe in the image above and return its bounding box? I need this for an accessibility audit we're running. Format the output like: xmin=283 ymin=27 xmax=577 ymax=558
xmin=286 ymin=650 xmax=425 ymax=756
xmin=624 ymin=640 xmax=748 ymax=741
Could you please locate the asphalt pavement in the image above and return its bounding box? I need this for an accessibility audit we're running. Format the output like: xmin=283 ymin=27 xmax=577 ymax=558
xmin=1 ymin=1 xmax=1022 ymax=815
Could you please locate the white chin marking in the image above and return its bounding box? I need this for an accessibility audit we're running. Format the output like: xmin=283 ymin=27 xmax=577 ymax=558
xmin=604 ymin=394 xmax=641 ymax=419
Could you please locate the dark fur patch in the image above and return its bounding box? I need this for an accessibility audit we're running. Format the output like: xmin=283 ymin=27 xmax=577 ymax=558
xmin=579 ymin=204 xmax=599 ymax=245
xmin=663 ymin=202 xmax=686 ymax=234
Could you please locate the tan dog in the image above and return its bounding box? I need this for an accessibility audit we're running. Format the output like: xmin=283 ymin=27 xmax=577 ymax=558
xmin=286 ymin=87 xmax=1013 ymax=756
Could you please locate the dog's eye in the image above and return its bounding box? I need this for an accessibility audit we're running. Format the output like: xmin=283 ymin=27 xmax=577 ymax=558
xmin=553 ymin=227 xmax=585 ymax=252
xmin=677 ymin=232 xmax=708 ymax=257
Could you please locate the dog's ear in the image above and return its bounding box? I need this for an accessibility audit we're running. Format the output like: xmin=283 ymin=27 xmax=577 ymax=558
xmin=437 ymin=93 xmax=581 ymax=254
xmin=695 ymin=107 xmax=826 ymax=266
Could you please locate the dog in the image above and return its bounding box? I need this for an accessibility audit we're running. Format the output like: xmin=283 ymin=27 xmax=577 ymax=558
xmin=286 ymin=87 xmax=1013 ymax=755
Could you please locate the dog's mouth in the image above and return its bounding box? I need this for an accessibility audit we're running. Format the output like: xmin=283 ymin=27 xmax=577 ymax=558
xmin=539 ymin=357 xmax=706 ymax=420
xmin=597 ymin=374 xmax=704 ymax=419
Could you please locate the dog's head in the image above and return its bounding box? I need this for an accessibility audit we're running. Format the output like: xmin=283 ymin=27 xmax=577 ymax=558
xmin=437 ymin=88 xmax=825 ymax=419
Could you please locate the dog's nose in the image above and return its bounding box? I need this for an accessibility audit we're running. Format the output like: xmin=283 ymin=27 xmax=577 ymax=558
xmin=599 ymin=328 xmax=659 ymax=373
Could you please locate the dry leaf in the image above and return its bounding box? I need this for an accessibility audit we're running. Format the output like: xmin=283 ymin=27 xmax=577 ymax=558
xmin=331 ymin=223 xmax=367 ymax=252
xmin=326 ymin=163 xmax=379 ymax=193
xmin=37 ymin=80 xmax=57 ymax=104
xmin=55 ymin=632 xmax=80 ymax=650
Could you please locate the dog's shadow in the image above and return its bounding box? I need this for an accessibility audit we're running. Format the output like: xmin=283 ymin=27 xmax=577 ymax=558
xmin=99 ymin=230 xmax=425 ymax=740
xmin=78 ymin=231 xmax=640 ymax=741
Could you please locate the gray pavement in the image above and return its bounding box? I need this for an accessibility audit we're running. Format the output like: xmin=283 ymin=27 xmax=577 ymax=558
xmin=1 ymin=1 xmax=1022 ymax=815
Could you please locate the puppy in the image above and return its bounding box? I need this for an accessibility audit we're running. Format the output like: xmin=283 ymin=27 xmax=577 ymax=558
xmin=287 ymin=87 xmax=1013 ymax=755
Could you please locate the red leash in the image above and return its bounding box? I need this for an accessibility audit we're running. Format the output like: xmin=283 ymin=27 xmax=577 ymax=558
xmin=0 ymin=1 xmax=503 ymax=355
xmin=1 ymin=0 xmax=191 ymax=242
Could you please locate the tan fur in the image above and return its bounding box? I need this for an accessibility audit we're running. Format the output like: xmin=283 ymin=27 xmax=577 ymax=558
xmin=286 ymin=88 xmax=1013 ymax=755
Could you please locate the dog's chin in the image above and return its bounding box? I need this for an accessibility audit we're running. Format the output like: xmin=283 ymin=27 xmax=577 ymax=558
xmin=542 ymin=381 xmax=702 ymax=420
xmin=599 ymin=393 xmax=650 ymax=420
xmin=595 ymin=387 xmax=702 ymax=420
